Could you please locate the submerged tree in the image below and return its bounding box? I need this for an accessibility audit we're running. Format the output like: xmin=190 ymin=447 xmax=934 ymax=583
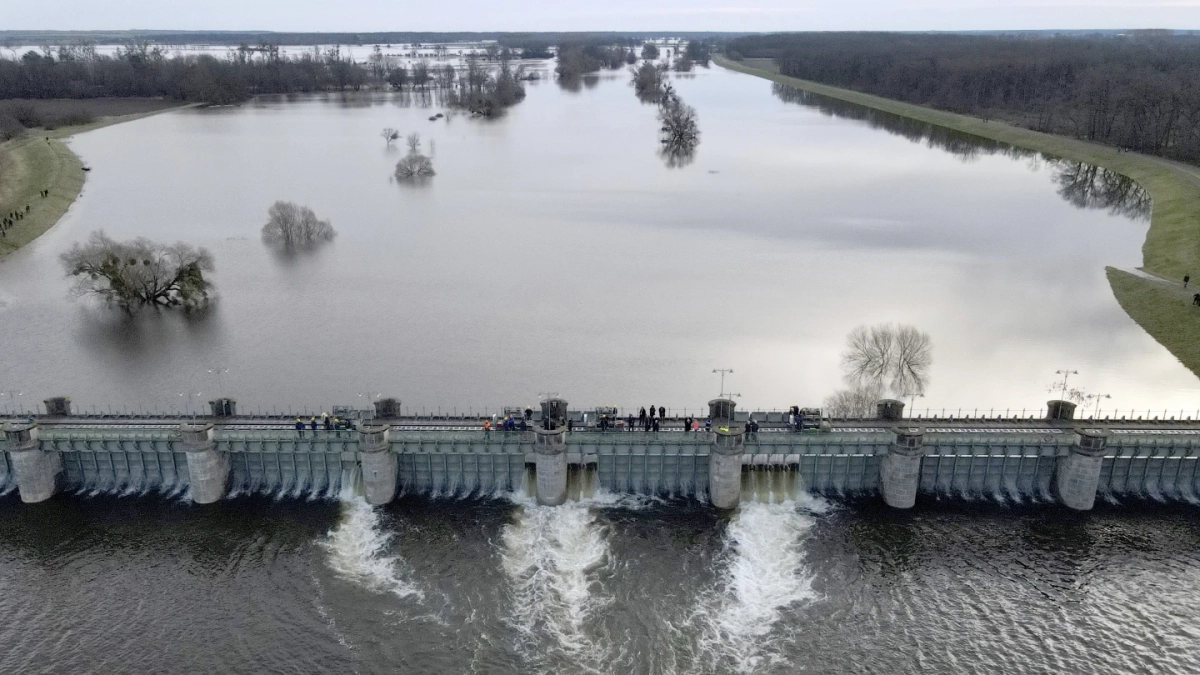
xmin=381 ymin=127 xmax=399 ymax=146
xmin=641 ymin=42 xmax=660 ymax=60
xmin=631 ymin=60 xmax=666 ymax=103
xmin=395 ymin=132 xmax=436 ymax=179
xmin=657 ymin=84 xmax=700 ymax=167
xmin=261 ymin=201 xmax=336 ymax=245
xmin=61 ymin=231 xmax=214 ymax=311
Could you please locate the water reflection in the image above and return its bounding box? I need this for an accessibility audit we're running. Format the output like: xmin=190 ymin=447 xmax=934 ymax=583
xmin=772 ymin=83 xmax=1152 ymax=220
xmin=1052 ymin=162 xmax=1151 ymax=220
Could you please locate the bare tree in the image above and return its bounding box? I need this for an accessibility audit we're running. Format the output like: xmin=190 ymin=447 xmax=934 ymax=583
xmin=61 ymin=231 xmax=213 ymax=311
xmin=658 ymin=84 xmax=699 ymax=167
xmin=892 ymin=325 xmax=933 ymax=397
xmin=395 ymin=133 xmax=435 ymax=179
xmin=841 ymin=323 xmax=932 ymax=398
xmin=381 ymin=127 xmax=399 ymax=145
xmin=261 ymin=201 xmax=336 ymax=245
xmin=823 ymin=384 xmax=884 ymax=418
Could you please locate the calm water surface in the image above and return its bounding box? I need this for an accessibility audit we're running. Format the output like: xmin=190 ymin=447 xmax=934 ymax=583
xmin=0 ymin=491 xmax=1197 ymax=674
xmin=1 ymin=65 xmax=1196 ymax=414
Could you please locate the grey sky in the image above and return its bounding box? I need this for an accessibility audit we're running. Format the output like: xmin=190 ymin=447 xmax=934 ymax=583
xmin=7 ymin=0 xmax=1199 ymax=32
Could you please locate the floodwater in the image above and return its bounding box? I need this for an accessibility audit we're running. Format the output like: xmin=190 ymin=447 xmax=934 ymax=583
xmin=1 ymin=490 xmax=1198 ymax=675
xmin=1 ymin=64 xmax=1196 ymax=416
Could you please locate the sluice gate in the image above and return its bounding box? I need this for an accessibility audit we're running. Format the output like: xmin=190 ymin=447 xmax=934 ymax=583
xmin=4 ymin=418 xmax=1200 ymax=510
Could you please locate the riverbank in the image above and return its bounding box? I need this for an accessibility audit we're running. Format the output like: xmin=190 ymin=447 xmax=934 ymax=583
xmin=0 ymin=100 xmax=193 ymax=258
xmin=715 ymin=55 xmax=1200 ymax=378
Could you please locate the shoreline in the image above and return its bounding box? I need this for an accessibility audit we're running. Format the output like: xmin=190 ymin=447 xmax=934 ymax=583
xmin=0 ymin=102 xmax=196 ymax=259
xmin=715 ymin=55 xmax=1200 ymax=378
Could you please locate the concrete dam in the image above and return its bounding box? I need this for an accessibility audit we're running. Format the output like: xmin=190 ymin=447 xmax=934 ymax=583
xmin=2 ymin=397 xmax=1199 ymax=511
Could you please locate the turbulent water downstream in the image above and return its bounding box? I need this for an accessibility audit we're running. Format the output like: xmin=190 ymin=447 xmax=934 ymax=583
xmin=1 ymin=488 xmax=1196 ymax=674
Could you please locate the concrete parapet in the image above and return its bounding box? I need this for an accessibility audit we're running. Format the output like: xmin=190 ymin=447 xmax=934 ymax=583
xmin=880 ymin=427 xmax=926 ymax=509
xmin=1055 ymin=428 xmax=1108 ymax=511
xmin=357 ymin=424 xmax=397 ymax=505
xmin=4 ymin=422 xmax=61 ymax=504
xmin=534 ymin=427 xmax=568 ymax=506
xmin=180 ymin=423 xmax=229 ymax=504
xmin=709 ymin=420 xmax=747 ymax=510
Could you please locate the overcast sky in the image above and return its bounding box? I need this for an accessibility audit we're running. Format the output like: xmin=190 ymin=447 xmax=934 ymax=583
xmin=7 ymin=0 xmax=1199 ymax=32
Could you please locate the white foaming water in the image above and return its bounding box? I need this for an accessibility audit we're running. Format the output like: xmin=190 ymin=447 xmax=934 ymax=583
xmin=693 ymin=501 xmax=818 ymax=674
xmin=500 ymin=495 xmax=612 ymax=670
xmin=321 ymin=469 xmax=422 ymax=600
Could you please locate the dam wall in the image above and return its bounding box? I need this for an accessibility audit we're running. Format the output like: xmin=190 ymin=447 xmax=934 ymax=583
xmin=3 ymin=417 xmax=1199 ymax=509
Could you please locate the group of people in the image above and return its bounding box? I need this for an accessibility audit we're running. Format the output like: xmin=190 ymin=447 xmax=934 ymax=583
xmin=482 ymin=415 xmax=529 ymax=433
xmin=294 ymin=413 xmax=354 ymax=437
xmin=1 ymin=202 xmax=34 ymax=237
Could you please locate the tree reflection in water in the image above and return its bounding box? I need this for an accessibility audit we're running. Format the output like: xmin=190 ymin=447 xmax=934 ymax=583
xmin=772 ymin=83 xmax=1151 ymax=220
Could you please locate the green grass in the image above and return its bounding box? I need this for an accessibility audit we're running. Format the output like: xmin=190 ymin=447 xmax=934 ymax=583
xmin=0 ymin=101 xmax=193 ymax=259
xmin=716 ymin=55 xmax=1200 ymax=377
xmin=1107 ymin=268 xmax=1200 ymax=378
xmin=0 ymin=134 xmax=86 ymax=256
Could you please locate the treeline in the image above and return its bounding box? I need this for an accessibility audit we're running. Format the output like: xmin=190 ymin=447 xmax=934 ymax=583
xmin=1 ymin=30 xmax=742 ymax=48
xmin=0 ymin=44 xmax=524 ymax=111
xmin=556 ymin=38 xmax=713 ymax=80
xmin=728 ymin=32 xmax=1200 ymax=163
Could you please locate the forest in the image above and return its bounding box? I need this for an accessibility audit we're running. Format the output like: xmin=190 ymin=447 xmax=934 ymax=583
xmin=727 ymin=32 xmax=1200 ymax=163
xmin=0 ymin=43 xmax=533 ymax=109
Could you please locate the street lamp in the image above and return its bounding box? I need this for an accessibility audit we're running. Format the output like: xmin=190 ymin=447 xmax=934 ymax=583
xmin=207 ymin=368 xmax=229 ymax=397
xmin=1088 ymin=393 xmax=1111 ymax=419
xmin=1054 ymin=369 xmax=1079 ymax=401
xmin=712 ymin=368 xmax=734 ymax=398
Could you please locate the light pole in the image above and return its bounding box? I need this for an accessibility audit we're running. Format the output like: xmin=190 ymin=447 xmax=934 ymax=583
xmin=207 ymin=368 xmax=229 ymax=397
xmin=712 ymin=368 xmax=734 ymax=399
xmin=178 ymin=391 xmax=203 ymax=419
xmin=1 ymin=390 xmax=24 ymax=415
xmin=1055 ymin=369 xmax=1079 ymax=401
xmin=1089 ymin=393 xmax=1111 ymax=419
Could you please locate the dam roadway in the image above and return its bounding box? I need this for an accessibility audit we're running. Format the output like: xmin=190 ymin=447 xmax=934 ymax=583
xmin=3 ymin=397 xmax=1199 ymax=511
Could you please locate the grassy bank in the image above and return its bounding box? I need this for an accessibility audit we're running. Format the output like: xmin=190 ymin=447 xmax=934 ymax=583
xmin=716 ymin=55 xmax=1200 ymax=376
xmin=0 ymin=100 xmax=192 ymax=258
xmin=1107 ymin=268 xmax=1200 ymax=378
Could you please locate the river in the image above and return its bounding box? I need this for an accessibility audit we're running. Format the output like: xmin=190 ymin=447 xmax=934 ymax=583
xmin=0 ymin=63 xmax=1196 ymax=416
xmin=1 ymin=488 xmax=1197 ymax=674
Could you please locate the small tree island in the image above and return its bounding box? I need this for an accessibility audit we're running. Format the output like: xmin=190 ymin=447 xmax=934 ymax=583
xmin=262 ymin=201 xmax=336 ymax=246
xmin=61 ymin=231 xmax=214 ymax=311
xmin=395 ymin=133 xmax=436 ymax=179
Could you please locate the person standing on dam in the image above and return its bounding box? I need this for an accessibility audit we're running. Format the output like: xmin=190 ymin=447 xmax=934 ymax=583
xmin=658 ymin=406 xmax=665 ymax=419
xmin=627 ymin=413 xmax=635 ymax=431
xmin=295 ymin=418 xmax=305 ymax=437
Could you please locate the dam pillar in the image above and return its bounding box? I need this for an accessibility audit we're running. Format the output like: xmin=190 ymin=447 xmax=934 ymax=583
xmin=708 ymin=398 xmax=746 ymax=510
xmin=534 ymin=398 xmax=569 ymax=506
xmin=357 ymin=424 xmax=397 ymax=505
xmin=880 ymin=427 xmax=925 ymax=509
xmin=43 ymin=397 xmax=72 ymax=417
xmin=1046 ymin=400 xmax=1076 ymax=424
xmin=877 ymin=399 xmax=905 ymax=421
xmin=180 ymin=423 xmax=229 ymax=504
xmin=1055 ymin=429 xmax=1107 ymax=511
xmin=3 ymin=422 xmax=62 ymax=504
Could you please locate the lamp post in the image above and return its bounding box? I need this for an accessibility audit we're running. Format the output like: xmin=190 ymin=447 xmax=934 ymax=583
xmin=1088 ymin=393 xmax=1111 ymax=419
xmin=712 ymin=368 xmax=734 ymax=399
xmin=1055 ymin=369 xmax=1079 ymax=401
